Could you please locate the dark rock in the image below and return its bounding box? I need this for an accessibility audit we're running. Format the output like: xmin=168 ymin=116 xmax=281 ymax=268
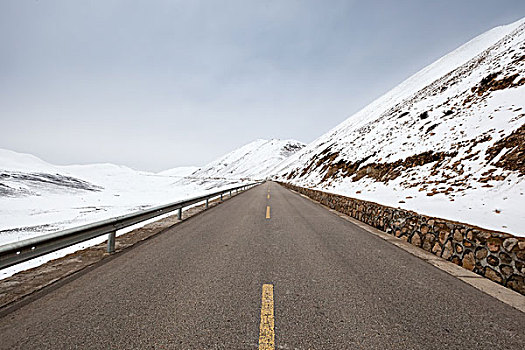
xmin=484 ymin=267 xmax=503 ymax=283
xmin=500 ymin=265 xmax=514 ymax=277
xmin=506 ymin=275 xmax=525 ymax=295
xmin=503 ymin=238 xmax=518 ymax=252
xmin=462 ymin=251 xmax=475 ymax=271
xmin=516 ymin=260 xmax=525 ymax=274
xmin=499 ymin=252 xmax=512 ymax=265
xmin=475 ymin=247 xmax=488 ymax=260
xmin=453 ymin=230 xmax=463 ymax=242
xmin=487 ymin=237 xmax=502 ymax=252
xmin=411 ymin=233 xmax=422 ymax=247
xmin=487 ymin=255 xmax=500 ymax=266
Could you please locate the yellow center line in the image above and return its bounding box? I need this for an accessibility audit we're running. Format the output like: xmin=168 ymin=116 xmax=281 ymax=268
xmin=267 ymin=194 xmax=270 ymax=199
xmin=266 ymin=206 xmax=271 ymax=219
xmin=258 ymin=284 xmax=275 ymax=350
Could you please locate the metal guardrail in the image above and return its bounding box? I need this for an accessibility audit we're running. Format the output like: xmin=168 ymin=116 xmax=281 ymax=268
xmin=0 ymin=182 xmax=261 ymax=269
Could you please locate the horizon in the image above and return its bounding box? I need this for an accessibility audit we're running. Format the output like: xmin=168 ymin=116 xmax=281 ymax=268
xmin=0 ymin=137 xmax=304 ymax=172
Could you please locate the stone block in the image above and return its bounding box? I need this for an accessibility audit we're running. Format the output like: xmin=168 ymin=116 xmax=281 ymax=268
xmin=462 ymin=251 xmax=475 ymax=271
xmin=411 ymin=233 xmax=422 ymax=247
xmin=503 ymin=238 xmax=518 ymax=252
xmin=487 ymin=237 xmax=502 ymax=253
xmin=487 ymin=255 xmax=500 ymax=266
xmin=484 ymin=267 xmax=503 ymax=283
xmin=475 ymin=247 xmax=488 ymax=260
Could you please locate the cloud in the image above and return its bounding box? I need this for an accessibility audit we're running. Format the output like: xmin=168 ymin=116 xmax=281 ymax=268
xmin=1 ymin=0 xmax=524 ymax=171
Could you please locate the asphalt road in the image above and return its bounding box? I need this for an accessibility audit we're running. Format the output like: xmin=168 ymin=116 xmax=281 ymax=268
xmin=1 ymin=182 xmax=524 ymax=349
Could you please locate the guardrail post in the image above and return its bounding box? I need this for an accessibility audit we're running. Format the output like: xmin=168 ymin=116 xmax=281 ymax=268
xmin=205 ymin=198 xmax=209 ymax=209
xmin=107 ymin=232 xmax=116 ymax=253
xmin=0 ymin=183 xmax=260 ymax=270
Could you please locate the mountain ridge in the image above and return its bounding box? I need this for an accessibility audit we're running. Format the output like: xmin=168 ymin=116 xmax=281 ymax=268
xmin=272 ymin=17 xmax=525 ymax=236
xmin=192 ymin=138 xmax=305 ymax=180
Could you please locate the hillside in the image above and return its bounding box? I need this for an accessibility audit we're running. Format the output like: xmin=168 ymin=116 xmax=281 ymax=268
xmin=273 ymin=18 xmax=525 ymax=236
xmin=0 ymin=148 xmax=242 ymax=247
xmin=158 ymin=166 xmax=200 ymax=177
xmin=0 ymin=149 xmax=102 ymax=197
xmin=0 ymin=136 xmax=306 ymax=245
xmin=193 ymin=139 xmax=305 ymax=180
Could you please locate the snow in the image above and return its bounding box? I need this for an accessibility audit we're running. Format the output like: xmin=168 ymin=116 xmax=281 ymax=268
xmin=158 ymin=166 xmax=200 ymax=177
xmin=0 ymin=148 xmax=63 ymax=173
xmin=0 ymin=147 xmax=255 ymax=278
xmin=0 ymin=148 xmax=247 ymax=247
xmin=193 ymin=139 xmax=305 ymax=180
xmin=273 ymin=17 xmax=525 ymax=237
xmin=0 ymin=139 xmax=302 ymax=264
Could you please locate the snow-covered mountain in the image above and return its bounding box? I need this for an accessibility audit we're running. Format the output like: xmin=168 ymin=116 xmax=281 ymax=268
xmin=273 ymin=18 xmax=525 ymax=236
xmin=0 ymin=148 xmax=254 ymax=278
xmin=193 ymin=139 xmax=305 ymax=180
xmin=0 ymin=148 xmax=243 ymax=246
xmin=0 ymin=149 xmax=103 ymax=197
xmin=0 ymin=136 xmax=306 ymax=243
xmin=158 ymin=166 xmax=200 ymax=177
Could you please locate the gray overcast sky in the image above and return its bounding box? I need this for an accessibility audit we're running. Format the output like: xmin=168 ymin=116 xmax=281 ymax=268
xmin=1 ymin=1 xmax=524 ymax=171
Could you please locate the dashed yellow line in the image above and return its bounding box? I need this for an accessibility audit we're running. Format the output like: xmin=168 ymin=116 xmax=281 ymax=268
xmin=267 ymin=194 xmax=270 ymax=199
xmin=266 ymin=206 xmax=271 ymax=219
xmin=258 ymin=284 xmax=275 ymax=350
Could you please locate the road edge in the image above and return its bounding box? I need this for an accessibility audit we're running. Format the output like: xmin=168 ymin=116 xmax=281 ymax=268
xmin=285 ymin=187 xmax=525 ymax=314
xmin=0 ymin=185 xmax=259 ymax=318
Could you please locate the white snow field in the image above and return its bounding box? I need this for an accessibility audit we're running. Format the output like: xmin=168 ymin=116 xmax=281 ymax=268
xmin=157 ymin=166 xmax=200 ymax=177
xmin=0 ymin=138 xmax=308 ymax=277
xmin=0 ymin=148 xmax=256 ymax=278
xmin=0 ymin=148 xmax=249 ymax=246
xmin=193 ymin=139 xmax=305 ymax=180
xmin=273 ymin=17 xmax=525 ymax=237
xmin=0 ymin=138 xmax=305 ymax=249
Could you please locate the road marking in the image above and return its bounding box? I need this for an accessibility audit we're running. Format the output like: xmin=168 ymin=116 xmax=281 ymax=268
xmin=267 ymin=194 xmax=270 ymax=199
xmin=266 ymin=206 xmax=271 ymax=219
xmin=258 ymin=284 xmax=275 ymax=350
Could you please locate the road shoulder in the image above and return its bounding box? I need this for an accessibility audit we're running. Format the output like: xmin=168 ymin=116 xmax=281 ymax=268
xmin=287 ymin=188 xmax=525 ymax=313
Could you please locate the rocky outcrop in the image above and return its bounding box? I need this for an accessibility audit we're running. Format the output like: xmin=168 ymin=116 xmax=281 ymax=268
xmin=486 ymin=123 xmax=525 ymax=175
xmin=280 ymin=182 xmax=525 ymax=295
xmin=0 ymin=171 xmax=102 ymax=197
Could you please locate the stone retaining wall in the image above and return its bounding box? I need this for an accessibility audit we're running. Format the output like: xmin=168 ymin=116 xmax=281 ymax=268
xmin=280 ymin=182 xmax=525 ymax=295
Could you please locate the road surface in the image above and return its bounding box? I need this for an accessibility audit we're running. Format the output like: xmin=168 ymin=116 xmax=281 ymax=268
xmin=0 ymin=182 xmax=524 ymax=349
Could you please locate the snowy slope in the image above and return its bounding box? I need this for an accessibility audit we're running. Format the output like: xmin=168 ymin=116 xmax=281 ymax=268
xmin=273 ymin=18 xmax=525 ymax=236
xmin=193 ymin=139 xmax=305 ymax=180
xmin=0 ymin=148 xmax=244 ymax=246
xmin=0 ymin=148 xmax=63 ymax=173
xmin=0 ymin=149 xmax=102 ymax=197
xmin=158 ymin=166 xmax=200 ymax=177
